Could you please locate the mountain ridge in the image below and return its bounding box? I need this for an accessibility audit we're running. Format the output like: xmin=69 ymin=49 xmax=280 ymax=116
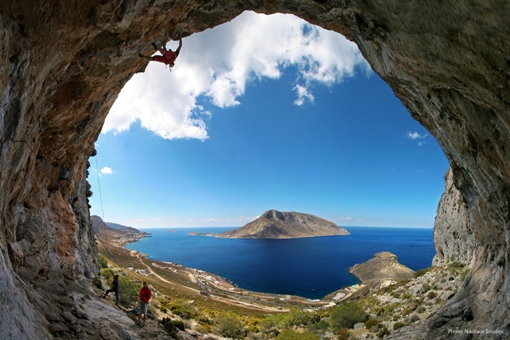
xmin=217 ymin=210 xmax=350 ymax=239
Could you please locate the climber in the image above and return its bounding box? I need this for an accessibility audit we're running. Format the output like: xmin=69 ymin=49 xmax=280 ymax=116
xmin=137 ymin=282 xmax=152 ymax=327
xmin=139 ymin=38 xmax=182 ymax=68
xmin=102 ymin=273 xmax=119 ymax=306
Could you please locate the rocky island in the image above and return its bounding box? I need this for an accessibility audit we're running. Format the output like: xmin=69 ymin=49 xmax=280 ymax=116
xmin=193 ymin=210 xmax=349 ymax=239
xmin=349 ymin=252 xmax=415 ymax=284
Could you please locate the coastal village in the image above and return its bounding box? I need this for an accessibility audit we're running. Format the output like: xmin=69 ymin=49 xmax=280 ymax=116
xmin=91 ymin=215 xmax=468 ymax=339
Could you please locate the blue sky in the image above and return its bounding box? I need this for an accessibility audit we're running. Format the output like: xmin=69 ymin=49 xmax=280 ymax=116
xmin=88 ymin=12 xmax=449 ymax=228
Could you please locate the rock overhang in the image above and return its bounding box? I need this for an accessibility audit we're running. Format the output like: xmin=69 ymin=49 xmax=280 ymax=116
xmin=1 ymin=0 xmax=510 ymax=338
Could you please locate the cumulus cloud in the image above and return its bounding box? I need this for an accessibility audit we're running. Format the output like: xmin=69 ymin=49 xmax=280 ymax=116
xmin=406 ymin=131 xmax=427 ymax=140
xmin=406 ymin=131 xmax=428 ymax=146
xmin=104 ymin=11 xmax=370 ymax=140
xmin=100 ymin=167 xmax=113 ymax=175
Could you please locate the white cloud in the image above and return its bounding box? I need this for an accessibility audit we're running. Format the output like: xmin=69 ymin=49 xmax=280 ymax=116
xmin=104 ymin=11 xmax=371 ymax=140
xmin=406 ymin=131 xmax=427 ymax=140
xmin=294 ymin=84 xmax=315 ymax=105
xmin=406 ymin=131 xmax=428 ymax=146
xmin=100 ymin=167 xmax=113 ymax=175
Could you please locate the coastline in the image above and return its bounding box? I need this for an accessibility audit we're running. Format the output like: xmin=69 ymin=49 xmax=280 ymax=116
xmin=114 ymin=233 xmax=364 ymax=309
xmin=188 ymin=231 xmax=351 ymax=239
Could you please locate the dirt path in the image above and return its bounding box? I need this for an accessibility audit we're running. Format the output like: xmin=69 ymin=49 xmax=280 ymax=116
xmin=135 ymin=255 xmax=286 ymax=312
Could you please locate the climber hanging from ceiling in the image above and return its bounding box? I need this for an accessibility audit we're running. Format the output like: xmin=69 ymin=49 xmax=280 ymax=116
xmin=139 ymin=38 xmax=182 ymax=70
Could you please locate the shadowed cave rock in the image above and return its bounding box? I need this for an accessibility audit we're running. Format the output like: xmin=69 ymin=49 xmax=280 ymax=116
xmin=1 ymin=0 xmax=510 ymax=338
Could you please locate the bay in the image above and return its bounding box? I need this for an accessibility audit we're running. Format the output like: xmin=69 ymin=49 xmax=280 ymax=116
xmin=125 ymin=226 xmax=435 ymax=299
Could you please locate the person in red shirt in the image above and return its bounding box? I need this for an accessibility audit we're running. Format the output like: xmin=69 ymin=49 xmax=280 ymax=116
xmin=139 ymin=38 xmax=182 ymax=68
xmin=137 ymin=282 xmax=152 ymax=326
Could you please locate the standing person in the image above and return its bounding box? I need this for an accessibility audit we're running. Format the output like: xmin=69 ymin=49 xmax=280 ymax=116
xmin=137 ymin=282 xmax=152 ymax=327
xmin=139 ymin=38 xmax=182 ymax=68
xmin=102 ymin=273 xmax=119 ymax=306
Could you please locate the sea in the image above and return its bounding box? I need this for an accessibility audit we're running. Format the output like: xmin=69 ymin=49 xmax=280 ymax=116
xmin=125 ymin=226 xmax=435 ymax=300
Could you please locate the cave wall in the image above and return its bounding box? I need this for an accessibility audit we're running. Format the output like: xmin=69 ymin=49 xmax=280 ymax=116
xmin=1 ymin=0 xmax=510 ymax=338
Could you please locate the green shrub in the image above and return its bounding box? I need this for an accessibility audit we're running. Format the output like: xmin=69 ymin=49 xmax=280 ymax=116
xmin=427 ymin=291 xmax=437 ymax=299
xmin=449 ymin=261 xmax=464 ymax=269
xmin=118 ymin=276 xmax=139 ymax=305
xmin=260 ymin=317 xmax=279 ymax=337
xmin=414 ymin=269 xmax=427 ymax=278
xmin=365 ymin=319 xmax=381 ymax=329
xmin=197 ymin=314 xmax=211 ymax=325
xmin=422 ymin=283 xmax=431 ymax=292
xmin=161 ymin=318 xmax=184 ymax=338
xmin=329 ymin=302 xmax=366 ymax=331
xmin=99 ymin=255 xmax=109 ymax=268
xmin=401 ymin=293 xmax=411 ymax=300
xmin=278 ymin=308 xmax=312 ymax=328
xmin=393 ymin=322 xmax=405 ymax=330
xmin=195 ymin=323 xmax=212 ymax=334
xmin=337 ymin=328 xmax=350 ymax=340
xmin=173 ymin=320 xmax=185 ymax=331
xmin=101 ymin=268 xmax=114 ymax=280
xmin=276 ymin=329 xmax=318 ymax=340
xmin=308 ymin=320 xmax=329 ymax=335
xmin=460 ymin=269 xmax=470 ymax=281
xmin=214 ymin=312 xmax=244 ymax=339
xmin=377 ymin=326 xmax=390 ymax=338
xmin=170 ymin=303 xmax=191 ymax=319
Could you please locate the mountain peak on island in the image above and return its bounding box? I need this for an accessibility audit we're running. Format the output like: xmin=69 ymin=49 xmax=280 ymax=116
xmin=220 ymin=210 xmax=349 ymax=239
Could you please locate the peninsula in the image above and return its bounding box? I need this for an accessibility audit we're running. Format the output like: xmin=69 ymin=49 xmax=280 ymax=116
xmin=349 ymin=252 xmax=415 ymax=284
xmin=192 ymin=210 xmax=349 ymax=239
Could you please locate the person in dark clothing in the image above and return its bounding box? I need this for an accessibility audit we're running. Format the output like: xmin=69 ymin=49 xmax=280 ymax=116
xmin=139 ymin=38 xmax=182 ymax=68
xmin=103 ymin=273 xmax=119 ymax=306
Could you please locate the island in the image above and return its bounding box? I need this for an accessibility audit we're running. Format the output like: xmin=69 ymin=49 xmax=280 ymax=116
xmin=191 ymin=209 xmax=350 ymax=239
xmin=349 ymin=251 xmax=414 ymax=286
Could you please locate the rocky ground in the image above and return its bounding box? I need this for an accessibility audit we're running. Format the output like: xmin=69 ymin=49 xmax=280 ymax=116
xmin=354 ymin=263 xmax=467 ymax=339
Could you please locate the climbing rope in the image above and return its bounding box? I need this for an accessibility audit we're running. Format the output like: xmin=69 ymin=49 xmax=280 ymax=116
xmin=93 ymin=152 xmax=109 ymax=249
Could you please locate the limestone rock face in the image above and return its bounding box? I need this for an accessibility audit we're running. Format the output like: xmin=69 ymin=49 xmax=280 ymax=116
xmin=220 ymin=209 xmax=349 ymax=239
xmin=1 ymin=0 xmax=510 ymax=338
xmin=349 ymin=252 xmax=414 ymax=283
xmin=432 ymin=169 xmax=480 ymax=266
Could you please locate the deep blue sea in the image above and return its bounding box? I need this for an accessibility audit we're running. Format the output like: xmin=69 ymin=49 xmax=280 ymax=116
xmin=125 ymin=226 xmax=435 ymax=299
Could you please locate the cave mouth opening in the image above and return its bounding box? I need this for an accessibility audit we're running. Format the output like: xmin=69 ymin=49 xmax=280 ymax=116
xmin=89 ymin=11 xmax=448 ymax=232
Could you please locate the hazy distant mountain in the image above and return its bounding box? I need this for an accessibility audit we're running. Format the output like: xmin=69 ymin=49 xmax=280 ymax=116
xmin=91 ymin=215 xmax=150 ymax=246
xmin=105 ymin=222 xmax=126 ymax=230
xmin=219 ymin=210 xmax=350 ymax=239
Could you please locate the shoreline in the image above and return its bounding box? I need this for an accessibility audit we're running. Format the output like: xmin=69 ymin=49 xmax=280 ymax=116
xmin=120 ymin=233 xmax=364 ymax=306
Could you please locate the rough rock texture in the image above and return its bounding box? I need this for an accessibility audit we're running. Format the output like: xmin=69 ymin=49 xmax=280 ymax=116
xmin=1 ymin=0 xmax=510 ymax=338
xmin=220 ymin=209 xmax=349 ymax=239
xmin=349 ymin=252 xmax=414 ymax=283
xmin=432 ymin=169 xmax=480 ymax=266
